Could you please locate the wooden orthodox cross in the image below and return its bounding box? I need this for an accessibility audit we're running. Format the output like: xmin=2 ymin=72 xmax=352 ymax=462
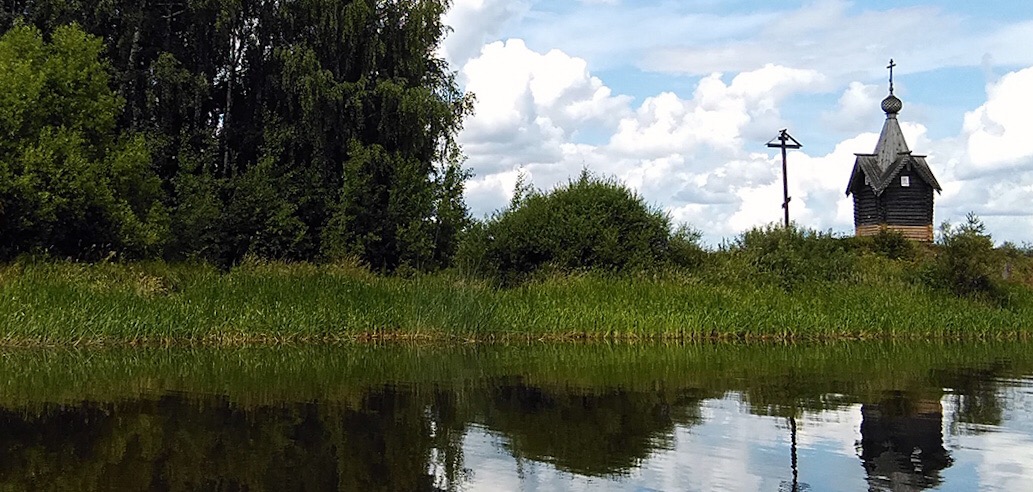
xmin=767 ymin=130 xmax=803 ymax=228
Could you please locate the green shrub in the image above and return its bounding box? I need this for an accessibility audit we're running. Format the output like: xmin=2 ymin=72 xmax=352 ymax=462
xmin=842 ymin=228 xmax=917 ymax=260
xmin=732 ymin=224 xmax=855 ymax=291
xmin=924 ymin=213 xmax=1002 ymax=301
xmin=668 ymin=225 xmax=707 ymax=270
xmin=459 ymin=171 xmax=686 ymax=284
xmin=871 ymin=228 xmax=916 ymax=260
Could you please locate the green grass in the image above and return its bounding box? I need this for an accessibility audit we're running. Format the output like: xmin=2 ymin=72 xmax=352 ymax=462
xmin=1 ymin=258 xmax=1032 ymax=345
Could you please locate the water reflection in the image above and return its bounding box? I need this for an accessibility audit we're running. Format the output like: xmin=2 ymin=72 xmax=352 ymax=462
xmin=859 ymin=394 xmax=951 ymax=490
xmin=0 ymin=343 xmax=1030 ymax=491
xmin=0 ymin=388 xmax=464 ymax=491
xmin=480 ymin=378 xmax=709 ymax=477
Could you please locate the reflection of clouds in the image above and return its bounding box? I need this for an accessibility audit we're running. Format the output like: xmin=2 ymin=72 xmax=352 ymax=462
xmin=797 ymin=404 xmax=866 ymax=465
xmin=457 ymin=395 xmax=871 ymax=491
xmin=966 ymin=432 xmax=1033 ymax=492
xmin=942 ymin=380 xmax=1033 ymax=492
xmin=452 ymin=387 xmax=1033 ymax=491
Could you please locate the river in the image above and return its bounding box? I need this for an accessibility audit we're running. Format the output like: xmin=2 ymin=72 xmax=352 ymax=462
xmin=1 ymin=342 xmax=1030 ymax=490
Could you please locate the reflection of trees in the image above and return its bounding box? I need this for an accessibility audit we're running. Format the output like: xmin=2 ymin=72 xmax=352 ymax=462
xmin=479 ymin=377 xmax=706 ymax=477
xmin=859 ymin=392 xmax=952 ymax=491
xmin=935 ymin=364 xmax=1007 ymax=432
xmin=0 ymin=386 xmax=469 ymax=491
xmin=0 ymin=377 xmax=711 ymax=488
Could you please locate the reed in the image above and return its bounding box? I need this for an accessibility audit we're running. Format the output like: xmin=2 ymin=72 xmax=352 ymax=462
xmin=1 ymin=258 xmax=1032 ymax=346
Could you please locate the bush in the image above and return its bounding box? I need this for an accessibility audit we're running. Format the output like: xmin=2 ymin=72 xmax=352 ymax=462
xmin=668 ymin=225 xmax=707 ymax=270
xmin=871 ymin=228 xmax=916 ymax=260
xmin=458 ymin=171 xmax=692 ymax=284
xmin=924 ymin=213 xmax=1002 ymax=300
xmin=842 ymin=228 xmax=917 ymax=260
xmin=731 ymin=224 xmax=855 ymax=291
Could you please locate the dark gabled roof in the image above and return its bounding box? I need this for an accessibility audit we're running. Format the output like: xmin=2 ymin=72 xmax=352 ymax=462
xmin=845 ymin=91 xmax=942 ymax=196
xmin=846 ymin=152 xmax=942 ymax=196
xmin=910 ymin=155 xmax=941 ymax=191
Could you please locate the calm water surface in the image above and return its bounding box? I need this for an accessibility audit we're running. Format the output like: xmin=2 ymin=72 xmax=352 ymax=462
xmin=1 ymin=343 xmax=1031 ymax=491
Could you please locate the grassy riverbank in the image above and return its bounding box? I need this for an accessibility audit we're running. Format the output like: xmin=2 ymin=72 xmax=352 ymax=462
xmin=2 ymin=253 xmax=1032 ymax=346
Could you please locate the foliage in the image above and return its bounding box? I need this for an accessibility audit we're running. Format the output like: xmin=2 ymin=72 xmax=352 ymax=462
xmin=3 ymin=258 xmax=1033 ymax=345
xmin=0 ymin=23 xmax=167 ymax=260
xmin=870 ymin=228 xmax=917 ymax=260
xmin=925 ymin=213 xmax=1003 ymax=300
xmin=460 ymin=171 xmax=681 ymax=284
xmin=667 ymin=224 xmax=707 ymax=270
xmin=2 ymin=1 xmax=472 ymax=269
xmin=730 ymin=224 xmax=855 ymax=291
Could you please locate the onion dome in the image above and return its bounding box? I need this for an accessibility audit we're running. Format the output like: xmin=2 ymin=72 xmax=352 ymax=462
xmin=881 ymin=94 xmax=902 ymax=115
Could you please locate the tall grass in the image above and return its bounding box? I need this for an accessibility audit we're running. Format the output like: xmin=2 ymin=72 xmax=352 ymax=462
xmin=1 ymin=253 xmax=1033 ymax=345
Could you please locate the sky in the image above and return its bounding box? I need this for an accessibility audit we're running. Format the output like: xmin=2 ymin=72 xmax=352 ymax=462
xmin=438 ymin=0 xmax=1033 ymax=245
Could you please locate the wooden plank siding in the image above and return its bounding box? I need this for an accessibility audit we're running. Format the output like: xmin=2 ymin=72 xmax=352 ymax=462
xmin=853 ymin=187 xmax=880 ymax=226
xmin=852 ymin=170 xmax=935 ymax=242
xmin=881 ymin=171 xmax=934 ymax=226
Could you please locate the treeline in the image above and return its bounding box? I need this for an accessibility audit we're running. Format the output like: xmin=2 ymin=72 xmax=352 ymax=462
xmin=0 ymin=1 xmax=471 ymax=270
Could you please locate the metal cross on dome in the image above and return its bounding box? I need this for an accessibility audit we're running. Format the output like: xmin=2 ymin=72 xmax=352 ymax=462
xmin=887 ymin=58 xmax=896 ymax=95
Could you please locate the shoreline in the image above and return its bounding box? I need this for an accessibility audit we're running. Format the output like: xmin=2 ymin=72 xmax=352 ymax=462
xmin=0 ymin=331 xmax=1031 ymax=349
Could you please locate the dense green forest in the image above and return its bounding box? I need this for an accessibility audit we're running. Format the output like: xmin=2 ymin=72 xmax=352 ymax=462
xmin=0 ymin=1 xmax=471 ymax=270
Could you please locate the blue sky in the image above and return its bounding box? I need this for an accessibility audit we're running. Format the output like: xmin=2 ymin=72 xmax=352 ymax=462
xmin=441 ymin=0 xmax=1033 ymax=244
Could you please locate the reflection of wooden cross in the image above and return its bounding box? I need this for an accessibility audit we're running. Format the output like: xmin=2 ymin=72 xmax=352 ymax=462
xmin=887 ymin=59 xmax=896 ymax=95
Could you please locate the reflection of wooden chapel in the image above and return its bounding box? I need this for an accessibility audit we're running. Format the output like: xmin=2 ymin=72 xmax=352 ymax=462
xmin=859 ymin=393 xmax=952 ymax=490
xmin=845 ymin=60 xmax=942 ymax=241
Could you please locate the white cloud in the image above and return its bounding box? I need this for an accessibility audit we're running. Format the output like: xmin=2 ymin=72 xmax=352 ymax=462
xmin=457 ymin=39 xmax=632 ymax=217
xmin=962 ymin=66 xmax=1033 ymax=175
xmin=823 ymin=82 xmax=882 ymax=133
xmin=441 ymin=0 xmax=531 ymax=69
xmin=918 ymin=65 xmax=1033 ymax=238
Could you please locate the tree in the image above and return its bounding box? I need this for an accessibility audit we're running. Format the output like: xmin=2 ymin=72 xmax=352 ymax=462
xmin=0 ymin=23 xmax=167 ymax=259
xmin=1 ymin=1 xmax=473 ymax=268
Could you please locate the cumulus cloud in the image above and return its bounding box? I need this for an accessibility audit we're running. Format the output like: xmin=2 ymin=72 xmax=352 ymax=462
xmin=823 ymin=82 xmax=882 ymax=133
xmin=961 ymin=67 xmax=1033 ymax=175
xmin=916 ymin=65 xmax=1033 ymax=239
xmin=610 ymin=65 xmax=827 ymax=159
xmin=440 ymin=0 xmax=531 ymax=69
xmin=458 ymin=44 xmax=842 ymax=240
xmin=456 ymin=39 xmax=632 ymax=215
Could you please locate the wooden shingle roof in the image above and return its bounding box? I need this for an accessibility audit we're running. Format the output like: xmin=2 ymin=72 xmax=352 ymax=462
xmin=845 ymin=93 xmax=942 ymax=196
